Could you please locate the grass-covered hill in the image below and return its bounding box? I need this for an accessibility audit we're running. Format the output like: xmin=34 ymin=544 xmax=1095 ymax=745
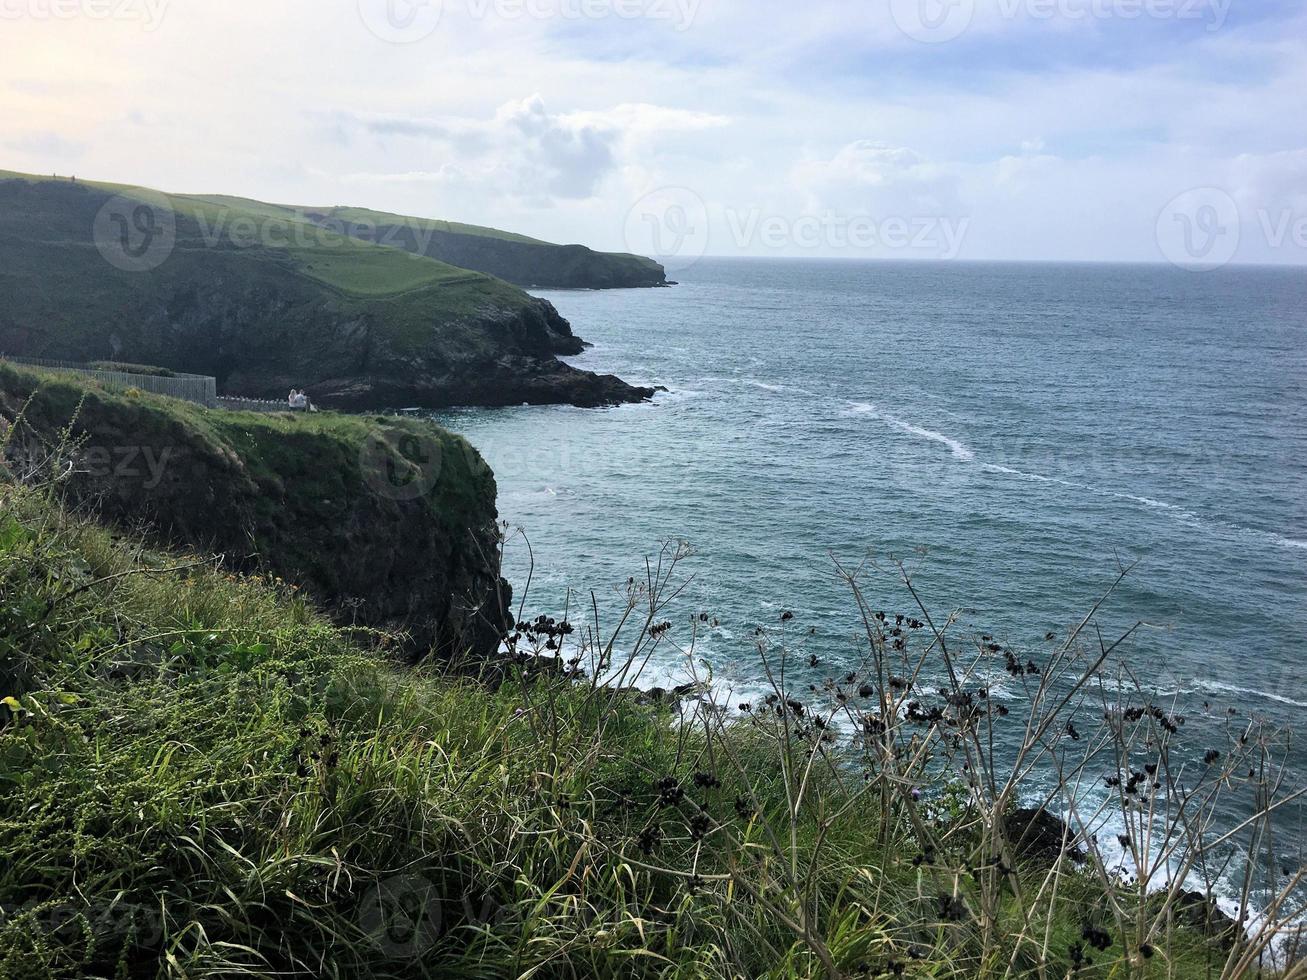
xmin=296 ymin=205 xmax=670 ymax=289
xmin=181 ymin=195 xmax=671 ymax=288
xmin=0 ymin=476 xmax=1280 ymax=978
xmin=0 ymin=362 xmax=509 ymax=661
xmin=0 ymin=171 xmax=654 ymax=409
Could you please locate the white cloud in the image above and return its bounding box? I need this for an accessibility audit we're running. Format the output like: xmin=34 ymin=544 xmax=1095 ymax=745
xmin=0 ymin=0 xmax=1302 ymax=262
xmin=792 ymin=141 xmax=966 ymax=218
xmin=337 ymin=96 xmax=727 ymax=208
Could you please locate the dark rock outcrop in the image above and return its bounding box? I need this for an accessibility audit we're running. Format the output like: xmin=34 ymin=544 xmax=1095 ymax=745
xmin=1 ymin=363 xmax=510 ymax=662
xmin=1002 ymin=807 xmax=1087 ymax=864
xmin=1166 ymin=891 xmax=1239 ymax=949
xmin=0 ymin=174 xmax=656 ymax=411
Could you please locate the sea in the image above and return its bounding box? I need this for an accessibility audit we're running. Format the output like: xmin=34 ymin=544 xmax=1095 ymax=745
xmin=431 ymin=257 xmax=1307 ymax=905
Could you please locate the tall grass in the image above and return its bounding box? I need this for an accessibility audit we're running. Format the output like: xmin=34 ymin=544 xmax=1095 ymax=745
xmin=1 ymin=476 xmax=1303 ymax=978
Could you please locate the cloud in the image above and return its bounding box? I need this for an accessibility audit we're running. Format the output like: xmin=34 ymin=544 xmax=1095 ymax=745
xmin=0 ymin=0 xmax=1302 ymax=261
xmin=1230 ymin=148 xmax=1307 ymax=215
xmin=792 ymin=141 xmax=966 ymax=218
xmin=339 ymin=96 xmax=727 ymax=207
xmin=2 ymin=130 xmax=87 ymax=159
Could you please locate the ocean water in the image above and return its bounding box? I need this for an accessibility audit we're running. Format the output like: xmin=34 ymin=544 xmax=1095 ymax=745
xmin=433 ymin=257 xmax=1307 ymax=911
xmin=434 ymin=259 xmax=1306 ymax=718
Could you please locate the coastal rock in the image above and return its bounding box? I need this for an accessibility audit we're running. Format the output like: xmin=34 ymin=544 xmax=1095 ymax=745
xmin=0 ymin=363 xmax=510 ymax=662
xmin=1002 ymin=807 xmax=1087 ymax=864
xmin=0 ymin=175 xmax=653 ymax=411
xmin=1168 ymin=890 xmax=1239 ymax=949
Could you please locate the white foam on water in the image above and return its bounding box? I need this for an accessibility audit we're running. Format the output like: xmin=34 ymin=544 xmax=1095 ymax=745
xmin=982 ymin=462 xmax=1054 ymax=483
xmin=845 ymin=402 xmax=976 ymax=461
xmin=846 ymin=403 xmax=1303 ymax=555
xmin=1198 ymin=679 xmax=1307 ymax=710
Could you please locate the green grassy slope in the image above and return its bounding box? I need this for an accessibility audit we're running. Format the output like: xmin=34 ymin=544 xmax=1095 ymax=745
xmin=186 ymin=197 xmax=551 ymax=246
xmin=0 ymin=481 xmax=1240 ymax=978
xmin=0 ymin=362 xmax=508 ymax=660
xmin=300 ymin=203 xmax=670 ymax=288
xmin=0 ymin=171 xmax=649 ymax=408
xmin=199 ymin=196 xmax=669 ymax=288
xmin=0 ymin=169 xmax=521 ymax=300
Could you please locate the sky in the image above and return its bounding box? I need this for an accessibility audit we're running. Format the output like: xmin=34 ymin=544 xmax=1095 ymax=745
xmin=2 ymin=0 xmax=1305 ymax=268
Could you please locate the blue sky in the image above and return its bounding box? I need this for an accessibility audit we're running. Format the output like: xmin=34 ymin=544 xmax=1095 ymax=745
xmin=1 ymin=0 xmax=1304 ymax=266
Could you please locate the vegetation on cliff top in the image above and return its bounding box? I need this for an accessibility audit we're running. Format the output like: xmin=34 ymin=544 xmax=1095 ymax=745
xmin=167 ymin=191 xmax=669 ymax=287
xmin=0 ymin=171 xmax=651 ymax=409
xmin=296 ymin=204 xmax=670 ymax=289
xmin=1 ymin=459 xmax=1301 ymax=975
xmin=0 ymin=362 xmax=508 ymax=660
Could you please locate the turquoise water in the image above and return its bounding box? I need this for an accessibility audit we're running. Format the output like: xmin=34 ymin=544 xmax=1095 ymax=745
xmin=434 ymin=259 xmax=1306 ymax=721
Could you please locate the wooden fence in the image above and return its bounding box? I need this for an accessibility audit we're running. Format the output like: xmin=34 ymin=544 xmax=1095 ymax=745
xmin=0 ymin=355 xmax=218 ymax=409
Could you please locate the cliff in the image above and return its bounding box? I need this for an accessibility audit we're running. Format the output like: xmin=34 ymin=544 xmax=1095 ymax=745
xmin=299 ymin=207 xmax=671 ymax=289
xmin=0 ymin=362 xmax=509 ymax=661
xmin=0 ymin=172 xmax=655 ymax=410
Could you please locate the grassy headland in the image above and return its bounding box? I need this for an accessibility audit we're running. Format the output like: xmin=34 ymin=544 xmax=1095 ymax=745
xmin=0 ymin=171 xmax=654 ymax=409
xmin=0 ymin=362 xmax=508 ymax=662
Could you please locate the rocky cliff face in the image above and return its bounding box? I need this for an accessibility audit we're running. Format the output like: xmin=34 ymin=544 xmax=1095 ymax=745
xmin=1 ymin=363 xmax=510 ymax=663
xmin=0 ymin=175 xmax=656 ymax=410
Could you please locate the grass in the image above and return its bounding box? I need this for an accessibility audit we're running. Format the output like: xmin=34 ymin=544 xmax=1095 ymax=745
xmin=0 ymin=170 xmax=575 ymax=396
xmin=0 ymin=170 xmax=512 ymax=300
xmin=0 ymin=363 xmax=504 ymax=663
xmin=1 ymin=465 xmax=1302 ymax=977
